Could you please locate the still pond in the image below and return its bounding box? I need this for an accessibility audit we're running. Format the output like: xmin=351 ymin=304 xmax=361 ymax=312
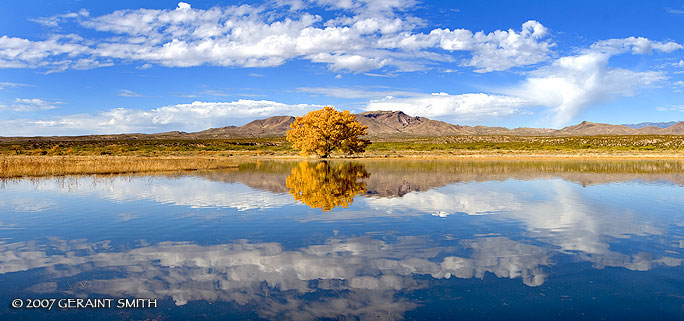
xmin=1 ymin=160 xmax=684 ymax=320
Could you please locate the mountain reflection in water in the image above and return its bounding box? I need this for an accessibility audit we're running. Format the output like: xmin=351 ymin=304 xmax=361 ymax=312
xmin=1 ymin=160 xmax=684 ymax=319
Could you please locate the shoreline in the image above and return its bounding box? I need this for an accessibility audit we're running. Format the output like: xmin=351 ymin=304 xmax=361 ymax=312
xmin=0 ymin=155 xmax=239 ymax=179
xmin=2 ymin=152 xmax=684 ymax=178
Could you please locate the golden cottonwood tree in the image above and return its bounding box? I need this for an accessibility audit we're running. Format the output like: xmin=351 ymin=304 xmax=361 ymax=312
xmin=286 ymin=161 xmax=369 ymax=212
xmin=286 ymin=106 xmax=370 ymax=158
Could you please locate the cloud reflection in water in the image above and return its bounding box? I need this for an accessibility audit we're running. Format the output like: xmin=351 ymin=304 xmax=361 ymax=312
xmin=1 ymin=235 xmax=551 ymax=319
xmin=1 ymin=160 xmax=684 ymax=318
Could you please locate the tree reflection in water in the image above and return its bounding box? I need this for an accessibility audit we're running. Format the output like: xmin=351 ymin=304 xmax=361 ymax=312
xmin=286 ymin=161 xmax=369 ymax=211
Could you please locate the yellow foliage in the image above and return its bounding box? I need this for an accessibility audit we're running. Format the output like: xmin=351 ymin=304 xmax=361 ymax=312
xmin=286 ymin=106 xmax=370 ymax=158
xmin=286 ymin=161 xmax=369 ymax=212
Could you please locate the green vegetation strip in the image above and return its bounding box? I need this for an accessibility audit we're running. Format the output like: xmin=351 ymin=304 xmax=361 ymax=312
xmin=1 ymin=135 xmax=683 ymax=158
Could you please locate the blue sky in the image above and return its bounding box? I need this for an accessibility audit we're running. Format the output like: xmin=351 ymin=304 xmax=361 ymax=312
xmin=1 ymin=0 xmax=683 ymax=135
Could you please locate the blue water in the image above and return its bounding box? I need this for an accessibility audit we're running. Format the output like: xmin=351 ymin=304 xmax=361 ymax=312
xmin=1 ymin=161 xmax=684 ymax=320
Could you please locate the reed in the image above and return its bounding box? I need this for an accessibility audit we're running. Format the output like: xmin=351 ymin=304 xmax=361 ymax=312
xmin=0 ymin=155 xmax=238 ymax=178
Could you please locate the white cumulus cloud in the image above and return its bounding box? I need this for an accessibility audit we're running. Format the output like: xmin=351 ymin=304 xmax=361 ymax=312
xmin=440 ymin=20 xmax=553 ymax=72
xmin=365 ymin=92 xmax=528 ymax=121
xmin=378 ymin=20 xmax=554 ymax=72
xmin=0 ymin=35 xmax=107 ymax=73
xmin=0 ymin=3 xmax=558 ymax=73
xmin=508 ymin=38 xmax=670 ymax=126
xmin=590 ymin=37 xmax=683 ymax=55
xmin=358 ymin=36 xmax=677 ymax=126
xmin=0 ymin=99 xmax=321 ymax=136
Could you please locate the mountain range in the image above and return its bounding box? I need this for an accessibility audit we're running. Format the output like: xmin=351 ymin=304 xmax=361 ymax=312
xmin=195 ymin=111 xmax=684 ymax=138
xmin=3 ymin=111 xmax=684 ymax=141
xmin=622 ymin=121 xmax=679 ymax=129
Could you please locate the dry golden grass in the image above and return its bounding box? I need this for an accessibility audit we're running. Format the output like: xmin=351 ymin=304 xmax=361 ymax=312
xmin=0 ymin=155 xmax=238 ymax=178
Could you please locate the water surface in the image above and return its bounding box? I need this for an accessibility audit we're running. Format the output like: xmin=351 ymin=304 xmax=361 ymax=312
xmin=2 ymin=160 xmax=684 ymax=320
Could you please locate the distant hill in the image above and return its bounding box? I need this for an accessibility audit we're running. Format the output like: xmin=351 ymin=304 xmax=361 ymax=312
xmin=355 ymin=112 xmax=684 ymax=137
xmin=623 ymin=121 xmax=680 ymax=129
xmin=554 ymin=121 xmax=639 ymax=136
xmin=196 ymin=116 xmax=295 ymax=138
xmin=2 ymin=111 xmax=684 ymax=142
xmin=192 ymin=112 xmax=684 ymax=137
xmin=659 ymin=122 xmax=684 ymax=134
xmin=356 ymin=111 xmax=471 ymax=136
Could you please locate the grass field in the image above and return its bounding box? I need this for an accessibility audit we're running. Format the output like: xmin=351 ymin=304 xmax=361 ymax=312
xmin=2 ymin=135 xmax=683 ymax=157
xmin=368 ymin=135 xmax=684 ymax=153
xmin=1 ymin=135 xmax=683 ymax=177
xmin=0 ymin=138 xmax=290 ymax=157
xmin=0 ymin=156 xmax=238 ymax=178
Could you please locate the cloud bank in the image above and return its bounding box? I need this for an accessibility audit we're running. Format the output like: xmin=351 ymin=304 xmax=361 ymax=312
xmin=365 ymin=92 xmax=527 ymax=121
xmin=0 ymin=99 xmax=320 ymax=136
xmin=365 ymin=37 xmax=678 ymax=125
xmin=1 ymin=2 xmax=682 ymax=132
xmin=0 ymin=2 xmax=555 ymax=73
